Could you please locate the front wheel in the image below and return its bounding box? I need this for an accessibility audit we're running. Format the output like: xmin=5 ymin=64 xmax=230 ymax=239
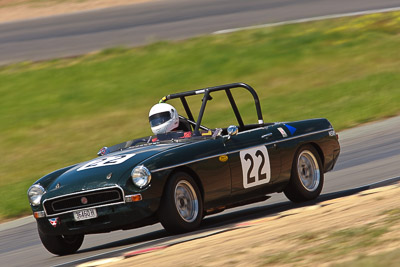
xmin=284 ymin=145 xmax=324 ymax=202
xmin=38 ymin=229 xmax=84 ymax=255
xmin=158 ymin=172 xmax=203 ymax=234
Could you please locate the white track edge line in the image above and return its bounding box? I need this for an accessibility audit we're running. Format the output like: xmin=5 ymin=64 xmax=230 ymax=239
xmin=213 ymin=6 xmax=400 ymax=34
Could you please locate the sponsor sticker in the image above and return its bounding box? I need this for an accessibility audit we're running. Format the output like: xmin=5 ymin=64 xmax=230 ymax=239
xmin=284 ymin=124 xmax=297 ymax=135
xmin=277 ymin=127 xmax=288 ymax=138
xmin=48 ymin=218 xmax=60 ymax=227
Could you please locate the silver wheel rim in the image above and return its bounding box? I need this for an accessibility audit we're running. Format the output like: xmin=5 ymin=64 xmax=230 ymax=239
xmin=174 ymin=180 xmax=199 ymax=223
xmin=297 ymin=150 xmax=320 ymax=192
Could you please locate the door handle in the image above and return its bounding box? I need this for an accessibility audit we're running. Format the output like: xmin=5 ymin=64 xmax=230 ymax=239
xmin=261 ymin=133 xmax=272 ymax=139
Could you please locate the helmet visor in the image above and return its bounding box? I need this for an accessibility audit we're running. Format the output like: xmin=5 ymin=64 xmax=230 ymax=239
xmin=149 ymin=111 xmax=171 ymax=127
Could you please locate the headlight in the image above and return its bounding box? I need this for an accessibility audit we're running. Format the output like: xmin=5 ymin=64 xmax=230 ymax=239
xmin=27 ymin=184 xmax=45 ymax=206
xmin=131 ymin=166 xmax=152 ymax=188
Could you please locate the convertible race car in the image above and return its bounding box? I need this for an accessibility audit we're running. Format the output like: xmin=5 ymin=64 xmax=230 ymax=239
xmin=28 ymin=83 xmax=340 ymax=255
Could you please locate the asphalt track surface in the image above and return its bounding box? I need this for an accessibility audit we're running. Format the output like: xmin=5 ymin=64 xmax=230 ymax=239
xmin=1 ymin=0 xmax=400 ymax=65
xmin=1 ymin=116 xmax=399 ymax=267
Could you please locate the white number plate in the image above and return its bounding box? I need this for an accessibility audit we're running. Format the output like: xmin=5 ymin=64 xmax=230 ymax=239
xmin=73 ymin=208 xmax=97 ymax=221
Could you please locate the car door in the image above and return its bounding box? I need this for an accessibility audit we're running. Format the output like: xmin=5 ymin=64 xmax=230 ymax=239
xmin=224 ymin=126 xmax=281 ymax=201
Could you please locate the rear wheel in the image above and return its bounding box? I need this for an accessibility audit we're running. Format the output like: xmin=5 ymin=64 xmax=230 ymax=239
xmin=38 ymin=229 xmax=84 ymax=255
xmin=284 ymin=145 xmax=324 ymax=202
xmin=158 ymin=172 xmax=203 ymax=234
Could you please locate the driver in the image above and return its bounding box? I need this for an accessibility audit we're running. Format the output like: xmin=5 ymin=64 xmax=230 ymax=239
xmin=149 ymin=103 xmax=179 ymax=135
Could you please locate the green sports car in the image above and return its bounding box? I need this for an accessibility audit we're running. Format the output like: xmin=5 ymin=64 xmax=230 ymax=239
xmin=27 ymin=83 xmax=340 ymax=255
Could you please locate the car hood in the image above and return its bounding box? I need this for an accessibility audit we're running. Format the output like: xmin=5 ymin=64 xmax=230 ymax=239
xmin=43 ymin=142 xmax=185 ymax=198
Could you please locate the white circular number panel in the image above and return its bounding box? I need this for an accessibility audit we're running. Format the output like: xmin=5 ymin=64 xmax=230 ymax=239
xmin=77 ymin=153 xmax=136 ymax=171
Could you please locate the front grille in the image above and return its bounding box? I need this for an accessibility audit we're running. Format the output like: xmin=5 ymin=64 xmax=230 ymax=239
xmin=44 ymin=187 xmax=123 ymax=216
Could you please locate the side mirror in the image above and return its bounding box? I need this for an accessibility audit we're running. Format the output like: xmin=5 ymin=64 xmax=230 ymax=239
xmin=226 ymin=125 xmax=238 ymax=141
xmin=227 ymin=125 xmax=239 ymax=136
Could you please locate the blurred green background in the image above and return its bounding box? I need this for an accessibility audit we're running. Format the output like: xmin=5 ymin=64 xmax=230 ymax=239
xmin=1 ymin=11 xmax=400 ymax=220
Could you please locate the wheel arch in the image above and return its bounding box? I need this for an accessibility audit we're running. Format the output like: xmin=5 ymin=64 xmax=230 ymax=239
xmin=292 ymin=142 xmax=325 ymax=168
xmin=165 ymin=166 xmax=205 ymax=204
xmin=308 ymin=142 xmax=325 ymax=169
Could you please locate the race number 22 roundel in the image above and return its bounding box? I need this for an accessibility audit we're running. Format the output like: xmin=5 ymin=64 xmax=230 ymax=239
xmin=77 ymin=153 xmax=136 ymax=171
xmin=240 ymin=146 xmax=271 ymax=188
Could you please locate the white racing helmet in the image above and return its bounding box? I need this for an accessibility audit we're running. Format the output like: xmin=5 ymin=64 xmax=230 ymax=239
xmin=149 ymin=103 xmax=179 ymax=135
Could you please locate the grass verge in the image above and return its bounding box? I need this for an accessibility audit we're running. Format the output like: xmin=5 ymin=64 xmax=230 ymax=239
xmin=333 ymin=248 xmax=400 ymax=267
xmin=1 ymin=11 xmax=400 ymax=220
xmin=260 ymin=208 xmax=400 ymax=266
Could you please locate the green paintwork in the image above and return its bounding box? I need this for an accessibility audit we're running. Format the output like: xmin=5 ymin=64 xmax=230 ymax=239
xmin=29 ymin=88 xmax=340 ymax=238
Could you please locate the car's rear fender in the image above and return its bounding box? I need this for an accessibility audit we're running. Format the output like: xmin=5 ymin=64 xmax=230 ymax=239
xmin=309 ymin=142 xmax=325 ymax=168
xmin=289 ymin=137 xmax=338 ymax=174
xmin=275 ymin=129 xmax=337 ymax=186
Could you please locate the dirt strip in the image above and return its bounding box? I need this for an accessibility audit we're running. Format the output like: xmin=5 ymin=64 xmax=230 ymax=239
xmin=87 ymin=183 xmax=400 ymax=267
xmin=0 ymin=0 xmax=155 ymax=23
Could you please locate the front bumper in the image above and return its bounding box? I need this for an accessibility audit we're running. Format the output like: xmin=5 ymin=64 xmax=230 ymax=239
xmin=36 ymin=198 xmax=159 ymax=235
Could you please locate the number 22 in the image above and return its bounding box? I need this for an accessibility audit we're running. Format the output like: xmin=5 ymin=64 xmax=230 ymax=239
xmin=240 ymin=146 xmax=271 ymax=188
xmin=244 ymin=151 xmax=267 ymax=184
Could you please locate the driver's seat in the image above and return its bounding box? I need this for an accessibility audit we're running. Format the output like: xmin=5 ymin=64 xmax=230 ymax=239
xmin=175 ymin=117 xmax=192 ymax=131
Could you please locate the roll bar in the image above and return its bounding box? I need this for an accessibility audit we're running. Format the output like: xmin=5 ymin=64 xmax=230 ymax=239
xmin=159 ymin=83 xmax=264 ymax=134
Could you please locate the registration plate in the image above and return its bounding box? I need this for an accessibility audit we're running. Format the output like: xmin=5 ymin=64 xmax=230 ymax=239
xmin=73 ymin=208 xmax=97 ymax=221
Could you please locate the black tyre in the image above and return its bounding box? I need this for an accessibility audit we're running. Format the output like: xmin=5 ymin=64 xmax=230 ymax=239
xmin=158 ymin=172 xmax=203 ymax=234
xmin=38 ymin=229 xmax=84 ymax=256
xmin=284 ymin=145 xmax=324 ymax=203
